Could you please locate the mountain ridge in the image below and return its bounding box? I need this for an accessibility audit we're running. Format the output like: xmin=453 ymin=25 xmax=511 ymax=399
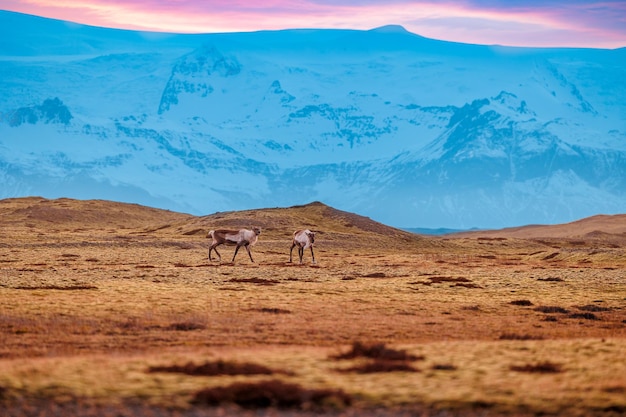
xmin=1 ymin=11 xmax=625 ymax=229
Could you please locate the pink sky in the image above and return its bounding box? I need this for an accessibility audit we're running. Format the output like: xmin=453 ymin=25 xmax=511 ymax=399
xmin=1 ymin=0 xmax=625 ymax=48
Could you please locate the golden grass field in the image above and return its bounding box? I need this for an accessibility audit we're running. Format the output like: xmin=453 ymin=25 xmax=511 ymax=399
xmin=1 ymin=197 xmax=625 ymax=416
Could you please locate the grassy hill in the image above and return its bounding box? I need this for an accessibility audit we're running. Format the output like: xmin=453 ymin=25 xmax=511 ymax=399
xmin=448 ymin=213 xmax=626 ymax=248
xmin=0 ymin=197 xmax=437 ymax=250
xmin=0 ymin=196 xmax=192 ymax=229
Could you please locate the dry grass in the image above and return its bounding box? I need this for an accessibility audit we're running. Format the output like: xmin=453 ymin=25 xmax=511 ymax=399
xmin=1 ymin=197 xmax=626 ymax=416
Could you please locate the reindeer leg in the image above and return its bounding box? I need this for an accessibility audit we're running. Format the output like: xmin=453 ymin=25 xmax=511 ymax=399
xmin=310 ymin=247 xmax=316 ymax=264
xmin=288 ymin=243 xmax=296 ymax=263
xmin=214 ymin=246 xmax=222 ymax=262
xmin=232 ymin=244 xmax=241 ymax=263
xmin=299 ymin=247 xmax=304 ymax=264
xmin=209 ymin=244 xmax=221 ymax=262
xmin=245 ymin=243 xmax=255 ymax=263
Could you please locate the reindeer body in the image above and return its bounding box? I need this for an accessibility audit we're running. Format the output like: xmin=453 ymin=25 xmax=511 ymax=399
xmin=207 ymin=227 xmax=261 ymax=263
xmin=289 ymin=229 xmax=316 ymax=264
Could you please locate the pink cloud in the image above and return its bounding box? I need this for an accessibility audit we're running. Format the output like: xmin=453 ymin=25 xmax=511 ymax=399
xmin=1 ymin=0 xmax=625 ymax=48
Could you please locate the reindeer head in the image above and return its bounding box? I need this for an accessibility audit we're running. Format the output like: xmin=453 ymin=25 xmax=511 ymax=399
xmin=306 ymin=231 xmax=315 ymax=244
xmin=253 ymin=227 xmax=261 ymax=236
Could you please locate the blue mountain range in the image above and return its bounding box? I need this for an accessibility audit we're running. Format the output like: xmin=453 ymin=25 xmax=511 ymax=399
xmin=1 ymin=11 xmax=624 ymax=229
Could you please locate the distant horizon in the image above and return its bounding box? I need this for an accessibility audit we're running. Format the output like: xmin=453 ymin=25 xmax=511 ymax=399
xmin=1 ymin=0 xmax=625 ymax=49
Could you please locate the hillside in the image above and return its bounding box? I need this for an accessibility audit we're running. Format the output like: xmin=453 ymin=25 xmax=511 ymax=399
xmin=177 ymin=201 xmax=427 ymax=242
xmin=0 ymin=196 xmax=193 ymax=230
xmin=0 ymin=197 xmax=432 ymax=250
xmin=450 ymin=213 xmax=626 ymax=243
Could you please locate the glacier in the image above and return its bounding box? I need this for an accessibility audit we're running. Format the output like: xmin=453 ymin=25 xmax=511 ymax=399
xmin=0 ymin=11 xmax=625 ymax=229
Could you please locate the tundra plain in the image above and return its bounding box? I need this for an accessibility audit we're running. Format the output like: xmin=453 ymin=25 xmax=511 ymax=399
xmin=1 ymin=197 xmax=625 ymax=416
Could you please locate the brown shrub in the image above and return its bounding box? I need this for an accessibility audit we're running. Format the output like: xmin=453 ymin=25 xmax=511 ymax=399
xmin=340 ymin=359 xmax=418 ymax=373
xmin=577 ymin=304 xmax=611 ymax=312
xmin=534 ymin=306 xmax=569 ymax=314
xmin=453 ymin=283 xmax=482 ymax=288
xmin=432 ymin=363 xmax=457 ymax=371
xmin=603 ymin=385 xmax=626 ymax=394
xmin=428 ymin=276 xmax=471 ymax=284
xmin=412 ymin=276 xmax=474 ymax=286
xmin=148 ymin=360 xmax=278 ymax=376
xmin=499 ymin=333 xmax=544 ymax=341
xmin=167 ymin=321 xmax=206 ymax=331
xmin=228 ymin=277 xmax=280 ymax=285
xmin=510 ymin=361 xmax=563 ymax=373
xmin=568 ymin=312 xmax=600 ymax=320
xmin=538 ymin=277 xmax=564 ymax=282
xmin=603 ymin=405 xmax=626 ymax=413
xmin=253 ymin=308 xmax=292 ymax=314
xmin=510 ymin=299 xmax=534 ymax=306
xmin=191 ymin=379 xmax=351 ymax=409
xmin=363 ymin=272 xmax=386 ymax=278
xmin=332 ymin=341 xmax=423 ymax=361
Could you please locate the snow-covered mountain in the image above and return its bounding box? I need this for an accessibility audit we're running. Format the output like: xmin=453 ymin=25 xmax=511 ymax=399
xmin=1 ymin=10 xmax=625 ymax=229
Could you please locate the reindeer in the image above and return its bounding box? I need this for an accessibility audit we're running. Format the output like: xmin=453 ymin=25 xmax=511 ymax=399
xmin=289 ymin=229 xmax=316 ymax=264
xmin=207 ymin=227 xmax=261 ymax=263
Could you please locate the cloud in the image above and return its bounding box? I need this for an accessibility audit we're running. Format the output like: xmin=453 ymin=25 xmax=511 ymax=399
xmin=2 ymin=0 xmax=625 ymax=47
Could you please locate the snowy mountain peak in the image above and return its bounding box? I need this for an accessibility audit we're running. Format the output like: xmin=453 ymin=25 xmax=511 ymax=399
xmin=5 ymin=98 xmax=73 ymax=127
xmin=369 ymin=25 xmax=411 ymax=34
xmin=1 ymin=11 xmax=625 ymax=229
xmin=158 ymin=45 xmax=242 ymax=114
